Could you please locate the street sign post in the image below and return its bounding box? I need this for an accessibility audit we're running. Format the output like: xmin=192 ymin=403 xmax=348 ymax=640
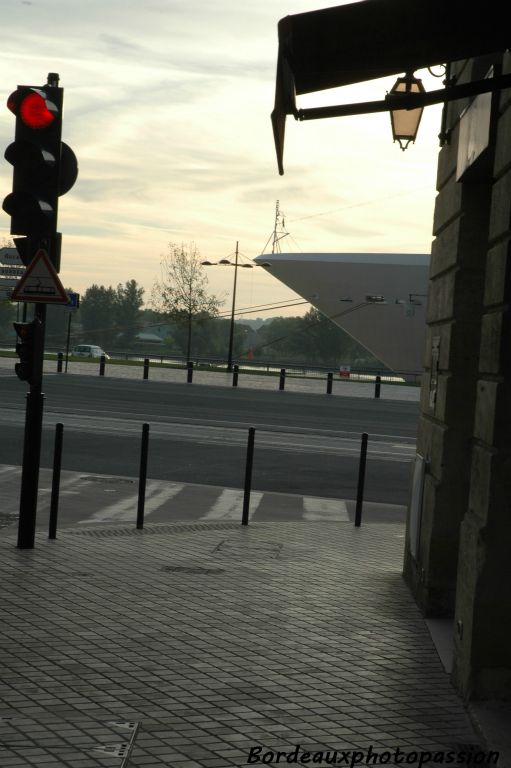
xmin=64 ymin=292 xmax=80 ymax=371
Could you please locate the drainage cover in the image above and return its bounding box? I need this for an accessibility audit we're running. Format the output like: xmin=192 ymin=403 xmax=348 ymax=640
xmin=80 ymin=476 xmax=135 ymax=484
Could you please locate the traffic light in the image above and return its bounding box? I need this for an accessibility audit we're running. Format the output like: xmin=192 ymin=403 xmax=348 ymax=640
xmin=13 ymin=320 xmax=41 ymax=384
xmin=2 ymin=75 xmax=78 ymax=270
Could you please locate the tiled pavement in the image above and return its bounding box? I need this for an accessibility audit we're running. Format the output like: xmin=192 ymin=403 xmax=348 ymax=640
xmin=0 ymin=518 xmax=485 ymax=768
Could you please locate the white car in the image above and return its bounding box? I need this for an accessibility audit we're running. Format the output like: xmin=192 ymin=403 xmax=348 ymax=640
xmin=72 ymin=344 xmax=110 ymax=359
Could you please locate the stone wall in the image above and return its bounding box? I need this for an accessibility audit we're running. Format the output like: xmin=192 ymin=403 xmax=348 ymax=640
xmin=404 ymin=52 xmax=511 ymax=699
xmin=452 ymin=52 xmax=511 ymax=700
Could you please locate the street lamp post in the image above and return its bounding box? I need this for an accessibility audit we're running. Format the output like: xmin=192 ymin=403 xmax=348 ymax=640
xmin=226 ymin=242 xmax=239 ymax=373
xmin=202 ymin=245 xmax=270 ymax=372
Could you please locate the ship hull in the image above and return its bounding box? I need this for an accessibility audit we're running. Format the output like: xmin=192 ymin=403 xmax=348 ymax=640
xmin=254 ymin=252 xmax=430 ymax=373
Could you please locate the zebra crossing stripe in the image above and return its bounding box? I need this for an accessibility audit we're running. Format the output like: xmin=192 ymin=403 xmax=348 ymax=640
xmin=0 ymin=464 xmax=19 ymax=476
xmin=79 ymin=481 xmax=184 ymax=524
xmin=303 ymin=497 xmax=349 ymax=521
xmin=201 ymin=488 xmax=263 ymax=521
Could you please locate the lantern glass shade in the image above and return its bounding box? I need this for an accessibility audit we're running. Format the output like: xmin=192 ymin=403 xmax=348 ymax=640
xmin=389 ymin=73 xmax=425 ymax=150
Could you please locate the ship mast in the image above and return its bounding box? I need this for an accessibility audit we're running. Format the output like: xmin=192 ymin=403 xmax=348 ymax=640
xmin=262 ymin=200 xmax=290 ymax=254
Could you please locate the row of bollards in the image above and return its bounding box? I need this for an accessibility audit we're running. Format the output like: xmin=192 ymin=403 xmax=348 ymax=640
xmin=60 ymin=354 xmax=384 ymax=397
xmin=47 ymin=422 xmax=370 ymax=538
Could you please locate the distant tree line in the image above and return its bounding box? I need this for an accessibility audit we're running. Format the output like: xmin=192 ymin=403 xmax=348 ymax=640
xmin=0 ymin=296 xmax=383 ymax=369
xmin=0 ymin=240 xmax=384 ymax=369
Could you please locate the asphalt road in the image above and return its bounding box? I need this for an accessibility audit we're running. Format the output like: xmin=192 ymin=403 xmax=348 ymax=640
xmin=0 ymin=372 xmax=419 ymax=503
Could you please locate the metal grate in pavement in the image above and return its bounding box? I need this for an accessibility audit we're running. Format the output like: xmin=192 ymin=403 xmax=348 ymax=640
xmin=79 ymin=475 xmax=136 ymax=484
xmin=64 ymin=521 xmax=241 ymax=537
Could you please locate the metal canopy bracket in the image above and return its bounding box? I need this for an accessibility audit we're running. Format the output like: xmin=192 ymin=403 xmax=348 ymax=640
xmin=271 ymin=0 xmax=511 ymax=174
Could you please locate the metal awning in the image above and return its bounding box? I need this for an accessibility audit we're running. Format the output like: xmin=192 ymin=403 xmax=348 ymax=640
xmin=272 ymin=0 xmax=510 ymax=173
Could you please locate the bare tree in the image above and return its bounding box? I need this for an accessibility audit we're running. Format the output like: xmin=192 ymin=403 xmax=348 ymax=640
xmin=151 ymin=242 xmax=221 ymax=362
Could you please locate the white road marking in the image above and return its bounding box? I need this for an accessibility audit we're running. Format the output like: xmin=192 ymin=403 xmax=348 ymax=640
xmin=0 ymin=464 xmax=19 ymax=476
xmin=79 ymin=481 xmax=183 ymax=524
xmin=201 ymin=488 xmax=263 ymax=521
xmin=303 ymin=496 xmax=349 ymax=521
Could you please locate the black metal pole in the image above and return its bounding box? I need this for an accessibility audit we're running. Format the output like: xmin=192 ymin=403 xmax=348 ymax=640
xmin=57 ymin=352 xmax=63 ymax=373
xmin=232 ymin=364 xmax=239 ymax=387
xmin=17 ymin=303 xmax=46 ymax=549
xmin=327 ymin=372 xmax=333 ymax=394
xmin=99 ymin=354 xmax=105 ymax=376
xmin=143 ymin=358 xmax=149 ymax=380
xmin=187 ymin=360 xmax=193 ymax=383
xmin=186 ymin=311 xmax=192 ymax=365
xmin=279 ymin=368 xmax=286 ymax=390
xmin=64 ymin=311 xmax=71 ymax=372
xmin=355 ymin=432 xmax=368 ymax=527
xmin=374 ymin=375 xmax=381 ymax=398
xmin=137 ymin=423 xmax=150 ymax=530
xmin=242 ymin=427 xmax=255 ymax=526
xmin=227 ymin=241 xmax=239 ymax=373
xmin=48 ymin=422 xmax=64 ymax=540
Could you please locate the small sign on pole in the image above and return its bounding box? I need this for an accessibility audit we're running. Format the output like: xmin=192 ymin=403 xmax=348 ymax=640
xmin=66 ymin=291 xmax=80 ymax=310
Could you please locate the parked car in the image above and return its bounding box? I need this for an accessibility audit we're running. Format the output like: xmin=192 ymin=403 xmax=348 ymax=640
xmin=71 ymin=344 xmax=110 ymax=359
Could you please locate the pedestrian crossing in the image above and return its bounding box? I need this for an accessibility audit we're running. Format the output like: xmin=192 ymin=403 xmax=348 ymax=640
xmin=0 ymin=465 xmax=407 ymax=529
xmin=0 ymin=466 xmax=352 ymax=529
xmin=76 ymin=482 xmax=350 ymax=525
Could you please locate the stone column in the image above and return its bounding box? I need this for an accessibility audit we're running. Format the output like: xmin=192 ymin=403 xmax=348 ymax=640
xmin=452 ymin=56 xmax=511 ymax=699
xmin=403 ymin=60 xmax=494 ymax=617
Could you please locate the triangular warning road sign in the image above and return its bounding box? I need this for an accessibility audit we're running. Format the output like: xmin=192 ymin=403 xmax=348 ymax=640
xmin=11 ymin=249 xmax=69 ymax=304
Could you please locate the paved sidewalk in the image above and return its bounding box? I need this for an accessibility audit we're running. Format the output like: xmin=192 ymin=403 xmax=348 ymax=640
xmin=0 ymin=518 xmax=485 ymax=768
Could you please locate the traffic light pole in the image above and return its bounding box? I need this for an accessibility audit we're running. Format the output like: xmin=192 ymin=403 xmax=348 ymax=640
xmin=17 ymin=303 xmax=46 ymax=549
xmin=3 ymin=73 xmax=78 ymax=548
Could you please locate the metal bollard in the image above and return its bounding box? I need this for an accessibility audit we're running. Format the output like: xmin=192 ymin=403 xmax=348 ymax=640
xmin=279 ymin=368 xmax=286 ymax=390
xmin=187 ymin=361 xmax=193 ymax=383
xmin=355 ymin=432 xmax=368 ymax=527
xmin=327 ymin=372 xmax=333 ymax=394
xmin=57 ymin=352 xmax=63 ymax=373
xmin=143 ymin=358 xmax=150 ymax=380
xmin=374 ymin=375 xmax=381 ymax=398
xmin=99 ymin=354 xmax=106 ymax=376
xmin=242 ymin=427 xmax=256 ymax=526
xmin=232 ymin=364 xmax=239 ymax=387
xmin=137 ymin=423 xmax=150 ymax=529
xmin=48 ymin=423 xmax=64 ymax=540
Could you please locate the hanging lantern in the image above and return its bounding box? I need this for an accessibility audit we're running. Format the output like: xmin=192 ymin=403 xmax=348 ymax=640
xmin=389 ymin=72 xmax=425 ymax=150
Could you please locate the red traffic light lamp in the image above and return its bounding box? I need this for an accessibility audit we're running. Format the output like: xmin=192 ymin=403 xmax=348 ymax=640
xmin=7 ymin=88 xmax=57 ymax=129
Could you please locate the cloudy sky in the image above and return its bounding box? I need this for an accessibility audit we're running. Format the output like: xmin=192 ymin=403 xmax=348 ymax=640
xmin=0 ymin=0 xmax=442 ymax=318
